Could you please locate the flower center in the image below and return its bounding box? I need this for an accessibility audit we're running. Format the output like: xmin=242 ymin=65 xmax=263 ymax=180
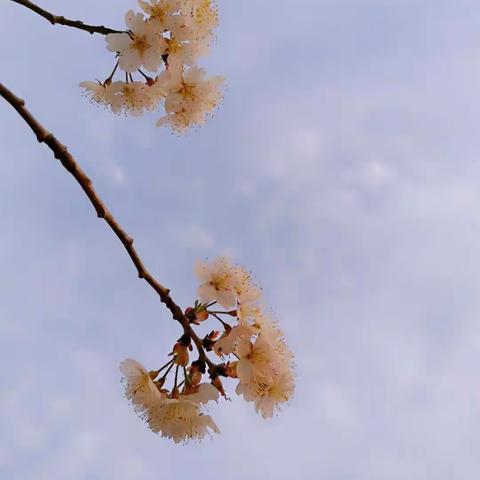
xmin=134 ymin=35 xmax=150 ymax=56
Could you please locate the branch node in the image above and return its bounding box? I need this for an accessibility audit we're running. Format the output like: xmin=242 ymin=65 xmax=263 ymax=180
xmin=42 ymin=132 xmax=53 ymax=142
xmin=36 ymin=132 xmax=50 ymax=144
xmin=55 ymin=146 xmax=69 ymax=160
xmin=97 ymin=207 xmax=106 ymax=219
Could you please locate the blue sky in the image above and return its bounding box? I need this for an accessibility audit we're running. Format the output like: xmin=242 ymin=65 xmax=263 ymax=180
xmin=2 ymin=0 xmax=480 ymax=478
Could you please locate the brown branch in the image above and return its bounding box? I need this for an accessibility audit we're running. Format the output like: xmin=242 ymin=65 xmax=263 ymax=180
xmin=10 ymin=0 xmax=123 ymax=36
xmin=0 ymin=81 xmax=218 ymax=373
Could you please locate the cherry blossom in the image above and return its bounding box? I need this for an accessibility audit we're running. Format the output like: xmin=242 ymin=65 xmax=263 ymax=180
xmin=81 ymin=0 xmax=223 ymax=132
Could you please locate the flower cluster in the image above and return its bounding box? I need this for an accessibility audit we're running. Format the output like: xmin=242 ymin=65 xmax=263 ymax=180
xmin=121 ymin=257 xmax=295 ymax=443
xmin=121 ymin=358 xmax=220 ymax=443
xmin=80 ymin=0 xmax=224 ymax=133
xmin=195 ymin=257 xmax=295 ymax=418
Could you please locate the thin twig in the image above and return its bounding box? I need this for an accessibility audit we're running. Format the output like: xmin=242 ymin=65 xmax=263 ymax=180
xmin=10 ymin=0 xmax=123 ymax=36
xmin=0 ymin=82 xmax=219 ymax=373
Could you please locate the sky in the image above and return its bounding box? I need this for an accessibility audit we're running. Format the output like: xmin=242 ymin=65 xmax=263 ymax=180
xmin=1 ymin=0 xmax=480 ymax=478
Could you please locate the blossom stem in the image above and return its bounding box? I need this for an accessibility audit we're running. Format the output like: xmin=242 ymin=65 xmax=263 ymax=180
xmin=105 ymin=61 xmax=119 ymax=85
xmin=10 ymin=0 xmax=123 ymax=36
xmin=211 ymin=312 xmax=230 ymax=329
xmin=174 ymin=365 xmax=179 ymax=389
xmin=161 ymin=361 xmax=175 ymax=382
xmin=0 ymin=81 xmax=221 ymax=375
xmin=158 ymin=358 xmax=175 ymax=374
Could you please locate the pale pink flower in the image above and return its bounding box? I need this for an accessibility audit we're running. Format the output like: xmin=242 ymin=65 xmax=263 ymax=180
xmin=120 ymin=358 xmax=164 ymax=412
xmin=181 ymin=0 xmax=219 ymax=46
xmin=254 ymin=370 xmax=295 ymax=418
xmin=195 ymin=257 xmax=237 ymax=308
xmin=148 ymin=396 xmax=219 ymax=443
xmin=138 ymin=0 xmax=184 ymax=31
xmin=108 ymin=81 xmax=153 ymax=116
xmin=79 ymin=81 xmax=112 ymax=106
xmin=213 ymin=323 xmax=256 ymax=357
xmin=157 ymin=67 xmax=224 ymax=132
xmin=106 ymin=10 xmax=166 ymax=72
xmin=186 ymin=382 xmax=220 ymax=404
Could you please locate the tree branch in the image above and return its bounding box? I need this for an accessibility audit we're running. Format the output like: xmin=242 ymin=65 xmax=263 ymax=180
xmin=10 ymin=0 xmax=123 ymax=35
xmin=0 ymin=81 xmax=218 ymax=373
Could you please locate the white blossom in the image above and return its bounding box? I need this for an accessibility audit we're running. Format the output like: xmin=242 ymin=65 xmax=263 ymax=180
xmin=235 ymin=333 xmax=279 ymax=384
xmin=148 ymin=395 xmax=219 ymax=443
xmin=79 ymin=81 xmax=112 ymax=106
xmin=234 ymin=319 xmax=295 ymax=417
xmin=213 ymin=323 xmax=257 ymax=357
xmin=80 ymin=79 xmax=165 ymax=115
xmin=109 ymin=81 xmax=154 ymax=116
xmin=164 ymin=36 xmax=207 ymax=72
xmin=187 ymin=382 xmax=220 ymax=404
xmin=138 ymin=0 xmax=184 ymax=31
xmin=144 ymin=73 xmax=169 ymax=107
xmin=254 ymin=370 xmax=295 ymax=418
xmin=232 ymin=268 xmax=262 ymax=310
xmin=195 ymin=256 xmax=237 ymax=308
xmin=120 ymin=359 xmax=164 ymax=412
xmin=106 ymin=10 xmax=166 ymax=72
xmin=156 ymin=67 xmax=224 ymax=133
xmin=237 ymin=300 xmax=262 ymax=324
xmin=181 ymin=0 xmax=219 ymax=47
